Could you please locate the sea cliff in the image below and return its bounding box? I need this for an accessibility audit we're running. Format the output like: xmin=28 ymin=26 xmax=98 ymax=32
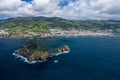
xmin=14 ymin=41 xmax=70 ymax=63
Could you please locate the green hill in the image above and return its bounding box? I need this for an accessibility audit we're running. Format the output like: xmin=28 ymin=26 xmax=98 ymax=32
xmin=0 ymin=16 xmax=120 ymax=33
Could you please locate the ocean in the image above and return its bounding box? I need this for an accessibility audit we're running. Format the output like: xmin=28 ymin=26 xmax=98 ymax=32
xmin=0 ymin=36 xmax=120 ymax=80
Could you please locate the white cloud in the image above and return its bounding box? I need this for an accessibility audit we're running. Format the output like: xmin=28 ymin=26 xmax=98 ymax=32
xmin=0 ymin=0 xmax=21 ymax=11
xmin=0 ymin=0 xmax=120 ymax=20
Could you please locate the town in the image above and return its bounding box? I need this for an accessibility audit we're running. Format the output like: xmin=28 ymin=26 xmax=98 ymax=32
xmin=0 ymin=28 xmax=113 ymax=38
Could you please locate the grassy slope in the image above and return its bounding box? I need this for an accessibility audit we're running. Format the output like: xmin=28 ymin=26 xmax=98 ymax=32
xmin=0 ymin=17 xmax=120 ymax=33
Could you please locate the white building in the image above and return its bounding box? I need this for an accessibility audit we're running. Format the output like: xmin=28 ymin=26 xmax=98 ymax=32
xmin=0 ymin=30 xmax=9 ymax=35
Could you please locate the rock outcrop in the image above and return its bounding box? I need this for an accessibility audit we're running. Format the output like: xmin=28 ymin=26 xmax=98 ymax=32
xmin=15 ymin=41 xmax=70 ymax=62
xmin=58 ymin=45 xmax=70 ymax=53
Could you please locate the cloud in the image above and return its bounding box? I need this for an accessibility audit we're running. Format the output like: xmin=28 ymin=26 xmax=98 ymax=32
xmin=0 ymin=0 xmax=21 ymax=11
xmin=0 ymin=0 xmax=120 ymax=20
xmin=91 ymin=0 xmax=120 ymax=15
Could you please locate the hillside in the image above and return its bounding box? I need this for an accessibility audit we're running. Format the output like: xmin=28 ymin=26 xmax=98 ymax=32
xmin=0 ymin=16 xmax=120 ymax=38
xmin=0 ymin=17 xmax=120 ymax=32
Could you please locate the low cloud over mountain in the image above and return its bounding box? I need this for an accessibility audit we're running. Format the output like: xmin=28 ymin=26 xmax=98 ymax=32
xmin=0 ymin=0 xmax=120 ymax=20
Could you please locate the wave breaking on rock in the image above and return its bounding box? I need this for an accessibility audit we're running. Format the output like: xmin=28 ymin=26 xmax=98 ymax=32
xmin=12 ymin=41 xmax=70 ymax=64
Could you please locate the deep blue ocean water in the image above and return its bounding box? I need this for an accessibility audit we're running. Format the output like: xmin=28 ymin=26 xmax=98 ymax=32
xmin=1 ymin=36 xmax=120 ymax=80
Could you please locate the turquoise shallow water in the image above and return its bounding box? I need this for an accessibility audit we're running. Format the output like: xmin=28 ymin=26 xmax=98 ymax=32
xmin=0 ymin=36 xmax=120 ymax=80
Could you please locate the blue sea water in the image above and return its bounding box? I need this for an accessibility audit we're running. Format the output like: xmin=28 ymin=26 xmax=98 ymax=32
xmin=1 ymin=36 xmax=120 ymax=80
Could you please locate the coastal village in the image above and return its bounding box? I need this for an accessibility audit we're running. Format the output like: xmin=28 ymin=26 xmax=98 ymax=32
xmin=0 ymin=29 xmax=9 ymax=38
xmin=0 ymin=28 xmax=113 ymax=38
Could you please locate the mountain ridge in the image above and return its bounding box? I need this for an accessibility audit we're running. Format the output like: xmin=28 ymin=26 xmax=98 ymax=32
xmin=0 ymin=16 xmax=120 ymax=33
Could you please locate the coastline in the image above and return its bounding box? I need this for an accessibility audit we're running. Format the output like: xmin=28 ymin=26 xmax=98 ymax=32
xmin=0 ymin=31 xmax=116 ymax=39
xmin=12 ymin=52 xmax=41 ymax=64
xmin=13 ymin=50 xmax=70 ymax=64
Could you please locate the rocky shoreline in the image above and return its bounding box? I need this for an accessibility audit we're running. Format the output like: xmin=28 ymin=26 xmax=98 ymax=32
xmin=13 ymin=41 xmax=70 ymax=63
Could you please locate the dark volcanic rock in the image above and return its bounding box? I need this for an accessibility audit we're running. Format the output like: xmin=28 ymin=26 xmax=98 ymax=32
xmin=58 ymin=45 xmax=70 ymax=53
xmin=15 ymin=41 xmax=70 ymax=62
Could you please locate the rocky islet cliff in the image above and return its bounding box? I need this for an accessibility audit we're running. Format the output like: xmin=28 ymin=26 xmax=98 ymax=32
xmin=15 ymin=41 xmax=70 ymax=62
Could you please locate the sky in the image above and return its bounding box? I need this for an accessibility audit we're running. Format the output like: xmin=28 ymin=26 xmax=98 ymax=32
xmin=0 ymin=0 xmax=120 ymax=20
